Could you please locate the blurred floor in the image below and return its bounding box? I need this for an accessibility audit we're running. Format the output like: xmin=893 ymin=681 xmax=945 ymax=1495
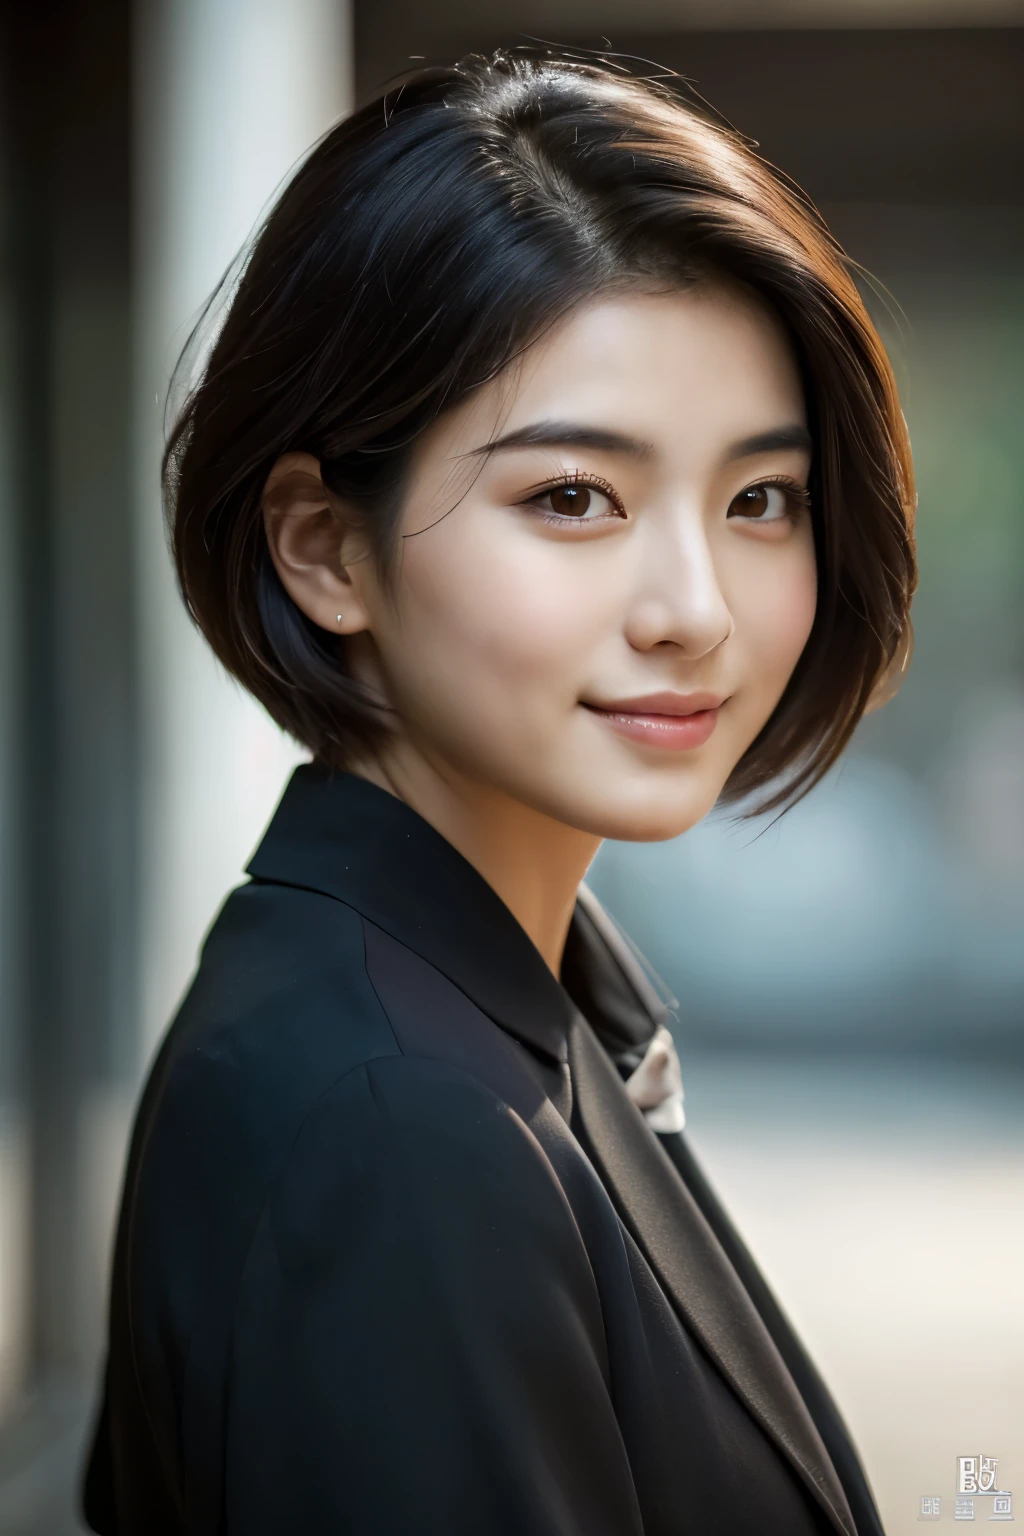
xmin=0 ymin=1051 xmax=1020 ymax=1535
xmin=682 ymin=1050 xmax=1024 ymax=1535
xmin=0 ymin=1375 xmax=92 ymax=1536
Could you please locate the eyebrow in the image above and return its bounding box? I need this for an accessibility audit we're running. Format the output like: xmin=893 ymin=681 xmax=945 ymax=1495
xmin=726 ymin=425 xmax=813 ymax=460
xmin=465 ymin=420 xmax=655 ymax=460
xmin=464 ymin=418 xmax=812 ymax=464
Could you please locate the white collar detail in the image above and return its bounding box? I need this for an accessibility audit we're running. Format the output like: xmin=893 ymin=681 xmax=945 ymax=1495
xmin=623 ymin=1023 xmax=685 ymax=1133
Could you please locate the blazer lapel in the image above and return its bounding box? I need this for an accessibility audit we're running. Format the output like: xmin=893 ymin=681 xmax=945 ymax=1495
xmin=568 ymin=1012 xmax=858 ymax=1536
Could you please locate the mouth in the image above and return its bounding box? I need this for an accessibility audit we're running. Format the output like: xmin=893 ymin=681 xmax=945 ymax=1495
xmin=580 ymin=691 xmax=726 ymax=751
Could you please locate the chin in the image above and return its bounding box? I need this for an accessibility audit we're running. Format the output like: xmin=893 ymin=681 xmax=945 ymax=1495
xmin=555 ymin=776 xmax=724 ymax=845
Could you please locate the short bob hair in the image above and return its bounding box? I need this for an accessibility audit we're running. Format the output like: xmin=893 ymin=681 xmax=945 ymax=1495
xmin=166 ymin=48 xmax=916 ymax=814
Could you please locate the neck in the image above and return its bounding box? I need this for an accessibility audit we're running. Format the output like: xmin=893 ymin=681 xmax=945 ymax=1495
xmin=350 ymin=750 xmax=601 ymax=977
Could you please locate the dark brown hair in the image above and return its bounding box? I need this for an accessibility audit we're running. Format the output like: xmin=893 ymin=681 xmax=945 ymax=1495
xmin=166 ymin=48 xmax=916 ymax=813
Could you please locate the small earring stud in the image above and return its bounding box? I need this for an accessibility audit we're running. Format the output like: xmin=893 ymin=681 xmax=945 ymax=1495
xmin=336 ymin=615 xmax=343 ymax=623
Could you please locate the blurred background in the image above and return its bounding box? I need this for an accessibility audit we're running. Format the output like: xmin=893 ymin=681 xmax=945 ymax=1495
xmin=0 ymin=2 xmax=1021 ymax=1532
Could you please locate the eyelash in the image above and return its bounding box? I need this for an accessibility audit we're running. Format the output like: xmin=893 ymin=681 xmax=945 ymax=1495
xmin=523 ymin=470 xmax=812 ymax=526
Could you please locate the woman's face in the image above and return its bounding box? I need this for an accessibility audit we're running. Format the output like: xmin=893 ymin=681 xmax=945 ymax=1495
xmin=298 ymin=284 xmax=817 ymax=842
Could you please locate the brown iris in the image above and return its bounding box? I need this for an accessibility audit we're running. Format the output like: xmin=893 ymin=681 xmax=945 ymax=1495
xmin=729 ymin=485 xmax=773 ymax=518
xmin=548 ymin=485 xmax=593 ymax=517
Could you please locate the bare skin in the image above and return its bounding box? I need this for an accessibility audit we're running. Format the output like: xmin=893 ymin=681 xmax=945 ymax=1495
xmin=262 ymin=283 xmax=817 ymax=976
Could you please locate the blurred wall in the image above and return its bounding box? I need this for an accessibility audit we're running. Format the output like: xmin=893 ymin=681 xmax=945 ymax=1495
xmin=135 ymin=0 xmax=351 ymax=1065
xmin=0 ymin=3 xmax=352 ymax=1528
xmin=1 ymin=0 xmax=137 ymax=1429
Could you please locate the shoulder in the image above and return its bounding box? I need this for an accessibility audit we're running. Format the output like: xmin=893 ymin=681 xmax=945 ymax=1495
xmin=151 ymin=877 xmax=393 ymax=1126
xmin=124 ymin=881 xmax=397 ymax=1296
xmin=280 ymin=1050 xmax=560 ymax=1196
xmin=127 ymin=880 xmax=568 ymax=1278
xmin=257 ymin=1052 xmax=595 ymax=1301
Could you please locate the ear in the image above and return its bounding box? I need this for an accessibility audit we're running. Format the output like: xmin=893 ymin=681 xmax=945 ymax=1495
xmin=261 ymin=451 xmax=374 ymax=636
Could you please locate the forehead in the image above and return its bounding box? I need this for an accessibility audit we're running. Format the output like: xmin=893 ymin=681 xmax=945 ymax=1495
xmin=433 ymin=283 xmax=807 ymax=470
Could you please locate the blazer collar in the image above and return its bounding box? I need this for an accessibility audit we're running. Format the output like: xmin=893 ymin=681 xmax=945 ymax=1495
xmin=245 ymin=764 xmax=665 ymax=1068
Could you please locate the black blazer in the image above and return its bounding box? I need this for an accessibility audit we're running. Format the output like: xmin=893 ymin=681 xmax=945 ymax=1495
xmin=83 ymin=764 xmax=884 ymax=1536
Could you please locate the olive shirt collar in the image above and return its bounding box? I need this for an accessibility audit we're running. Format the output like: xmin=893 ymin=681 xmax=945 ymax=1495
xmin=245 ymin=761 xmax=665 ymax=1068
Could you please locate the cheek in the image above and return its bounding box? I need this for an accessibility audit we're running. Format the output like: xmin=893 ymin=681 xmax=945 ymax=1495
xmin=734 ymin=537 xmax=818 ymax=688
xmin=393 ymin=521 xmax=609 ymax=697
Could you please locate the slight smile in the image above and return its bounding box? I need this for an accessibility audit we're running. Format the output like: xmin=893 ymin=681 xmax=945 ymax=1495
xmin=581 ymin=690 xmax=726 ymax=750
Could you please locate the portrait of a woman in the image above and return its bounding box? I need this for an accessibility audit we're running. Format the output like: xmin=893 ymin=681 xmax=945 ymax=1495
xmin=82 ymin=48 xmax=915 ymax=1536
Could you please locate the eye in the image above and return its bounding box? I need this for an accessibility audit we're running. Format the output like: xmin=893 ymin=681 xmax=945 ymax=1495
xmin=727 ymin=479 xmax=810 ymax=523
xmin=524 ymin=471 xmax=626 ymax=524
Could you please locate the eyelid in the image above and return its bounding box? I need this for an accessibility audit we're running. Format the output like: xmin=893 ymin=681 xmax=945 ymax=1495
xmin=752 ymin=473 xmax=810 ymax=495
xmin=736 ymin=473 xmax=812 ymax=505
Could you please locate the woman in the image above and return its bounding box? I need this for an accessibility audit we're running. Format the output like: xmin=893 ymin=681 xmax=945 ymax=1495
xmin=83 ymin=50 xmax=915 ymax=1536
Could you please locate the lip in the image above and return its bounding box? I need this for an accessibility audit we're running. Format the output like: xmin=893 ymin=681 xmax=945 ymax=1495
xmin=581 ymin=690 xmax=726 ymax=751
xmin=585 ymin=690 xmax=726 ymax=716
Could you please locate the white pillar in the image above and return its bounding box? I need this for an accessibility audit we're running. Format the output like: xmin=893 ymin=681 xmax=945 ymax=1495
xmin=135 ymin=0 xmax=353 ymax=1061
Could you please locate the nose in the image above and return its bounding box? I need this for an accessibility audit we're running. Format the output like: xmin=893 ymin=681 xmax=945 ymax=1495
xmin=623 ymin=518 xmax=734 ymax=660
